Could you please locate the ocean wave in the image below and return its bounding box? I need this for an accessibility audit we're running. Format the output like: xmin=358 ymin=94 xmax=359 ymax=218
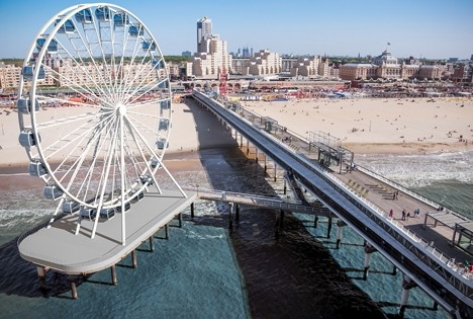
xmin=0 ymin=209 xmax=53 ymax=235
xmin=355 ymin=150 xmax=473 ymax=187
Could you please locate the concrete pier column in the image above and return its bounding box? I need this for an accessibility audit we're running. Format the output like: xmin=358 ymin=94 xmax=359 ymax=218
xmin=327 ymin=216 xmax=333 ymax=238
xmin=235 ymin=204 xmax=240 ymax=221
xmin=273 ymin=163 xmax=277 ymax=182
xmin=70 ymin=279 xmax=78 ymax=299
xmin=336 ymin=226 xmax=344 ymax=249
xmin=165 ymin=224 xmax=169 ymax=239
xmin=363 ymin=253 xmax=372 ymax=280
xmin=283 ymin=178 xmax=287 ymax=195
xmin=392 ymin=264 xmax=397 ymax=276
xmin=335 ymin=220 xmax=346 ymax=248
xmin=363 ymin=243 xmax=377 ymax=280
xmin=240 ymin=135 xmax=243 ymax=148
xmin=131 ymin=250 xmax=137 ymax=268
xmin=399 ymin=274 xmax=417 ymax=316
xmin=279 ymin=210 xmax=285 ymax=230
xmin=313 ymin=216 xmax=319 ymax=228
xmin=246 ymin=140 xmax=250 ymax=155
xmin=178 ymin=213 xmax=183 ymax=228
xmin=190 ymin=202 xmax=195 ymax=219
xmin=263 ymin=155 xmax=267 ymax=172
xmin=149 ymin=236 xmax=154 ymax=252
xmin=255 ymin=148 xmax=259 ymax=162
xmin=37 ymin=266 xmax=46 ymax=289
xmin=111 ymin=265 xmax=117 ymax=285
xmin=228 ymin=203 xmax=233 ymax=229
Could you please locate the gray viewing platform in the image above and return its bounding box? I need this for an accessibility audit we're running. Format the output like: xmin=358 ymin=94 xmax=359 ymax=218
xmin=18 ymin=191 xmax=195 ymax=275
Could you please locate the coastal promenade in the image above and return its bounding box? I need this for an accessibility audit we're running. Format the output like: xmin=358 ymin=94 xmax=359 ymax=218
xmin=192 ymin=89 xmax=472 ymax=318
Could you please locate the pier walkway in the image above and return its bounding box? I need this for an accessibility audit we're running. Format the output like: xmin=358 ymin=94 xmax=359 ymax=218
xmin=192 ymin=90 xmax=472 ymax=318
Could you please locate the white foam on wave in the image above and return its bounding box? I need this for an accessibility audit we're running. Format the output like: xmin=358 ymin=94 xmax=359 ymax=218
xmin=355 ymin=151 xmax=473 ymax=188
xmin=0 ymin=209 xmax=53 ymax=231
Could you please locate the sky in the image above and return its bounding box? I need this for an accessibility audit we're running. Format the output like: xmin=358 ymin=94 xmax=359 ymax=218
xmin=0 ymin=0 xmax=472 ymax=59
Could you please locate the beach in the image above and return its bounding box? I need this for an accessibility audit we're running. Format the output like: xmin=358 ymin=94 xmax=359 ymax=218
xmin=1 ymin=96 xmax=472 ymax=171
xmin=241 ymin=96 xmax=473 ymax=155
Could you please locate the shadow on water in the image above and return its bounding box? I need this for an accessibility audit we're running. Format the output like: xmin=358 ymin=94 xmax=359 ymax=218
xmin=0 ymin=240 xmax=87 ymax=299
xmin=183 ymin=98 xmax=388 ymax=319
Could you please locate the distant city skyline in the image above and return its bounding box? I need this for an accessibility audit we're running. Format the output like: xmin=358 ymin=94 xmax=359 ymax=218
xmin=0 ymin=0 xmax=472 ymax=60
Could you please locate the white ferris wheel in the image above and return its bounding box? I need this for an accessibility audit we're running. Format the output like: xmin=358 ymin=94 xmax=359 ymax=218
xmin=17 ymin=3 xmax=185 ymax=239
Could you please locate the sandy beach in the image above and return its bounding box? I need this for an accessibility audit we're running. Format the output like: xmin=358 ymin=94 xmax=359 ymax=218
xmin=0 ymin=96 xmax=472 ymax=172
xmin=241 ymin=96 xmax=473 ymax=155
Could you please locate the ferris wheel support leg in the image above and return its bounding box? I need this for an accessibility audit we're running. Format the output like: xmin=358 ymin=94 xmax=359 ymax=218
xmin=120 ymin=116 xmax=126 ymax=246
xmin=75 ymin=216 xmax=83 ymax=236
xmin=47 ymin=198 xmax=65 ymax=229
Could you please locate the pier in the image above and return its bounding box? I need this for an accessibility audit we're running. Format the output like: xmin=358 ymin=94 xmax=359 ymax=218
xmin=191 ymin=89 xmax=472 ymax=318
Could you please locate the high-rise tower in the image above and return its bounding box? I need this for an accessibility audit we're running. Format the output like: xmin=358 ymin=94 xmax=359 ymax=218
xmin=197 ymin=17 xmax=212 ymax=53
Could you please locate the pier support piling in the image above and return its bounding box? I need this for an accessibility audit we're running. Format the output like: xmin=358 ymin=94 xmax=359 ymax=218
xmin=335 ymin=220 xmax=347 ymax=248
xmin=399 ymin=274 xmax=417 ymax=317
xmin=178 ymin=213 xmax=183 ymax=228
xmin=279 ymin=210 xmax=285 ymax=230
xmin=37 ymin=266 xmax=47 ymax=289
xmin=165 ymin=224 xmax=169 ymax=239
xmin=70 ymin=276 xmax=78 ymax=299
xmin=313 ymin=216 xmax=319 ymax=228
xmin=327 ymin=216 xmax=333 ymax=238
xmin=111 ymin=265 xmax=117 ymax=285
xmin=149 ymin=236 xmax=154 ymax=252
xmin=235 ymin=204 xmax=240 ymax=221
xmin=363 ymin=243 xmax=377 ymax=280
xmin=190 ymin=202 xmax=195 ymax=219
xmin=273 ymin=163 xmax=277 ymax=182
xmin=392 ymin=264 xmax=397 ymax=276
xmin=283 ymin=179 xmax=287 ymax=195
xmin=228 ymin=203 xmax=233 ymax=229
xmin=131 ymin=250 xmax=137 ymax=268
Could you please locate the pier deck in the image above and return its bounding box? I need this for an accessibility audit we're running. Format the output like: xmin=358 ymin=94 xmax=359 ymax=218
xmin=332 ymin=169 xmax=472 ymax=264
xmin=18 ymin=191 xmax=195 ymax=275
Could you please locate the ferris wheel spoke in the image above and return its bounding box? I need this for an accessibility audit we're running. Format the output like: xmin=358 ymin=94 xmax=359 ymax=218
xmin=46 ymin=37 xmax=113 ymax=102
xmin=71 ymin=117 xmax=117 ymax=204
xmin=54 ymin=113 xmax=116 ymax=191
xmin=124 ymin=115 xmax=160 ymax=138
xmin=126 ymin=78 xmax=166 ymax=106
xmin=117 ymin=29 xmax=144 ymax=103
xmin=41 ymin=120 xmax=95 ymax=159
xmin=124 ymin=98 xmax=167 ymax=111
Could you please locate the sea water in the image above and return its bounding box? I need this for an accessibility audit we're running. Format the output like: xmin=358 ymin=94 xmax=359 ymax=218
xmin=0 ymin=149 xmax=471 ymax=318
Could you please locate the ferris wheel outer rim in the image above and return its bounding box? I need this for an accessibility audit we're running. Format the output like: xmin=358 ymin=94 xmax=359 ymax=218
xmin=19 ymin=3 xmax=173 ymax=209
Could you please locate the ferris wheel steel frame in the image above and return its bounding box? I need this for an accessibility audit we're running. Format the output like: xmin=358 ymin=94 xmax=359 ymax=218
xmin=17 ymin=3 xmax=185 ymax=244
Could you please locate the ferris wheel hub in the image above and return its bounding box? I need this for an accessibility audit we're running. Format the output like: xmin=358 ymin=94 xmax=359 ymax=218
xmin=117 ymin=103 xmax=127 ymax=116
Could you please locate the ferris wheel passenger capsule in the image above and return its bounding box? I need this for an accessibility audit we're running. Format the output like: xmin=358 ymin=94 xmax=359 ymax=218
xmin=75 ymin=8 xmax=93 ymax=24
xmin=43 ymin=185 xmax=64 ymax=200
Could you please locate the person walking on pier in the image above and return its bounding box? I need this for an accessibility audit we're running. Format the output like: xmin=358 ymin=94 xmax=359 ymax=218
xmin=402 ymin=209 xmax=406 ymax=221
xmin=389 ymin=209 xmax=393 ymax=218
